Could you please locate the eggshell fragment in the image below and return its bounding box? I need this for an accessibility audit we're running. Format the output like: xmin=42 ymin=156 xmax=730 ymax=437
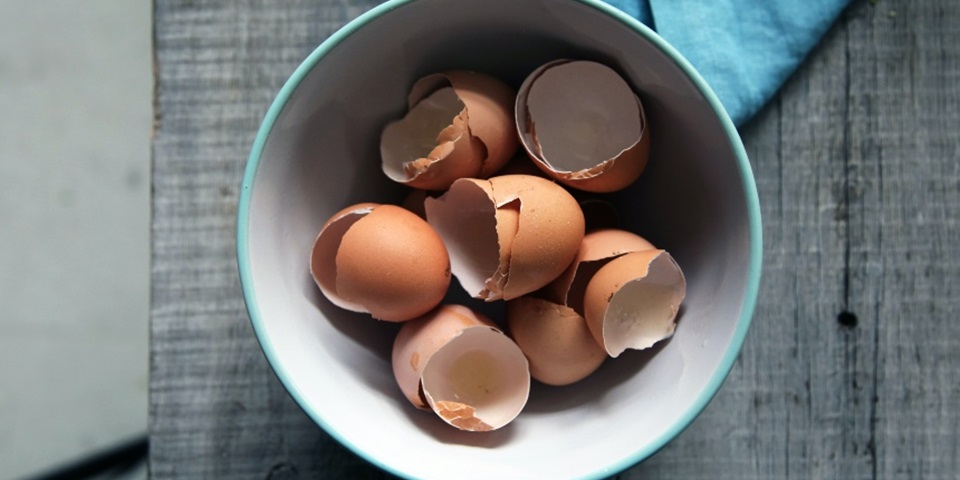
xmin=424 ymin=174 xmax=585 ymax=301
xmin=516 ymin=60 xmax=650 ymax=193
xmin=381 ymin=87 xmax=484 ymax=190
xmin=421 ymin=326 xmax=530 ymax=431
xmin=309 ymin=204 xmax=451 ymax=322
xmin=507 ymin=296 xmax=606 ymax=386
xmin=583 ymin=250 xmax=686 ymax=357
xmin=392 ymin=305 xmax=530 ymax=431
xmin=381 ymin=71 xmax=518 ymax=190
xmin=417 ymin=71 xmax=518 ymax=177
xmin=543 ymin=228 xmax=657 ymax=313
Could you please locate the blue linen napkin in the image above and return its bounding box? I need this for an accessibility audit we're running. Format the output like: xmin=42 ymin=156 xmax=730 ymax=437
xmin=605 ymin=0 xmax=852 ymax=127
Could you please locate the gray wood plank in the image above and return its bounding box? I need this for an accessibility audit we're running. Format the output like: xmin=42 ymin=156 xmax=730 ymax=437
xmin=626 ymin=1 xmax=960 ymax=478
xmin=150 ymin=1 xmax=390 ymax=478
xmin=151 ymin=0 xmax=959 ymax=478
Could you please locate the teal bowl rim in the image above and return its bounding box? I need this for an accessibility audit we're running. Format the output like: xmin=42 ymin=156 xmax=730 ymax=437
xmin=236 ymin=0 xmax=763 ymax=478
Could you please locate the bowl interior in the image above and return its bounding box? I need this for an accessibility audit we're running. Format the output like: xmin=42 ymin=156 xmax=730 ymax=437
xmin=239 ymin=0 xmax=760 ymax=478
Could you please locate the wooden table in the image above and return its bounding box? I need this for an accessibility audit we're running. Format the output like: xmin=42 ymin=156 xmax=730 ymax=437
xmin=150 ymin=0 xmax=959 ymax=477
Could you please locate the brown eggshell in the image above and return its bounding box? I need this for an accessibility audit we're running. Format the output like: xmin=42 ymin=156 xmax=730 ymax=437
xmin=491 ymin=175 xmax=585 ymax=299
xmin=309 ymin=203 xmax=380 ymax=313
xmin=381 ymin=87 xmax=485 ymax=190
xmin=583 ymin=250 xmax=687 ymax=357
xmin=419 ymin=71 xmax=519 ymax=177
xmin=381 ymin=71 xmax=518 ymax=190
xmin=424 ymin=174 xmax=585 ymax=301
xmin=392 ymin=305 xmax=495 ymax=409
xmin=543 ymin=229 xmax=656 ymax=312
xmin=507 ymin=296 xmax=606 ymax=386
xmin=392 ymin=305 xmax=530 ymax=431
xmin=311 ymin=204 xmax=451 ymax=322
xmin=515 ymin=60 xmax=650 ymax=193
xmin=420 ymin=324 xmax=530 ymax=431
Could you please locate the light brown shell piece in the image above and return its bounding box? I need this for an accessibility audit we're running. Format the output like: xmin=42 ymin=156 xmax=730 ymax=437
xmin=427 ymin=71 xmax=519 ymax=177
xmin=424 ymin=174 xmax=585 ymax=301
xmin=392 ymin=305 xmax=531 ymax=431
xmin=309 ymin=203 xmax=380 ymax=313
xmin=515 ymin=60 xmax=651 ymax=193
xmin=381 ymin=71 xmax=518 ymax=190
xmin=420 ymin=325 xmax=530 ymax=431
xmin=310 ymin=204 xmax=451 ymax=322
xmin=381 ymin=86 xmax=485 ymax=190
xmin=583 ymin=250 xmax=687 ymax=357
xmin=392 ymin=305 xmax=494 ymax=409
xmin=542 ymin=229 xmax=656 ymax=312
xmin=507 ymin=296 xmax=606 ymax=386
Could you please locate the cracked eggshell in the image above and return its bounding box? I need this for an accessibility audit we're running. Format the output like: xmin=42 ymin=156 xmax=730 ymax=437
xmin=309 ymin=203 xmax=451 ymax=322
xmin=424 ymin=174 xmax=585 ymax=301
xmin=583 ymin=250 xmax=687 ymax=358
xmin=381 ymin=71 xmax=518 ymax=190
xmin=507 ymin=296 xmax=606 ymax=386
xmin=392 ymin=305 xmax=530 ymax=432
xmin=543 ymin=228 xmax=657 ymax=312
xmin=516 ymin=60 xmax=651 ymax=193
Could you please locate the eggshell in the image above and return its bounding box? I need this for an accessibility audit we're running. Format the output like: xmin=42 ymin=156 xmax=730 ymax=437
xmin=381 ymin=87 xmax=485 ymax=190
xmin=309 ymin=203 xmax=451 ymax=322
xmin=392 ymin=305 xmax=531 ymax=432
xmin=583 ymin=250 xmax=687 ymax=357
xmin=381 ymin=71 xmax=518 ymax=190
xmin=415 ymin=71 xmax=518 ymax=177
xmin=515 ymin=60 xmax=650 ymax=193
xmin=543 ymin=229 xmax=656 ymax=313
xmin=424 ymin=174 xmax=585 ymax=301
xmin=309 ymin=203 xmax=380 ymax=313
xmin=507 ymin=296 xmax=606 ymax=386
xmin=392 ymin=304 xmax=495 ymax=409
xmin=421 ymin=325 xmax=530 ymax=431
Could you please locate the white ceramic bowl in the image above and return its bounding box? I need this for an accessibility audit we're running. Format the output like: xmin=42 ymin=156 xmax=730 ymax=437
xmin=238 ymin=0 xmax=762 ymax=478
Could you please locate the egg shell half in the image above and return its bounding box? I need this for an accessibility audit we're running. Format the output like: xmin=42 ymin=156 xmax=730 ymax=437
xmin=507 ymin=296 xmax=606 ymax=386
xmin=413 ymin=71 xmax=518 ymax=177
xmin=392 ymin=304 xmax=495 ymax=409
xmin=543 ymin=228 xmax=657 ymax=313
xmin=381 ymin=71 xmax=518 ymax=190
xmin=392 ymin=305 xmax=531 ymax=432
xmin=381 ymin=87 xmax=485 ymax=190
xmin=424 ymin=174 xmax=585 ymax=301
xmin=310 ymin=203 xmax=451 ymax=322
xmin=515 ymin=59 xmax=651 ymax=193
xmin=583 ymin=250 xmax=687 ymax=357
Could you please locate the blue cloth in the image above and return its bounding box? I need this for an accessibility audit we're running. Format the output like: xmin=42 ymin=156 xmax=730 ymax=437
xmin=604 ymin=0 xmax=851 ymax=127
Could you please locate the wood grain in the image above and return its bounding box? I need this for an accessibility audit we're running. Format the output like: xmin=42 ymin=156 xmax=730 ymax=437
xmin=150 ymin=0 xmax=959 ymax=478
xmin=150 ymin=1 xmax=391 ymax=478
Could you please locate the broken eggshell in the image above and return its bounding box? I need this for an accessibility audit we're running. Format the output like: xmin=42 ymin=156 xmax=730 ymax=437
xmin=506 ymin=296 xmax=606 ymax=386
xmin=543 ymin=228 xmax=657 ymax=313
xmin=309 ymin=203 xmax=451 ymax=322
xmin=583 ymin=250 xmax=687 ymax=358
xmin=515 ymin=60 xmax=651 ymax=193
xmin=391 ymin=304 xmax=530 ymax=431
xmin=381 ymin=71 xmax=518 ymax=190
xmin=424 ymin=174 xmax=585 ymax=302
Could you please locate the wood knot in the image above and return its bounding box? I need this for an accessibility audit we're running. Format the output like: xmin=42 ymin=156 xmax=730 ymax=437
xmin=837 ymin=310 xmax=858 ymax=328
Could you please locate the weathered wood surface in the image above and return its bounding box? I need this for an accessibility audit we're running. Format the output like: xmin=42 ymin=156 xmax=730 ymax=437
xmin=150 ymin=0 xmax=959 ymax=478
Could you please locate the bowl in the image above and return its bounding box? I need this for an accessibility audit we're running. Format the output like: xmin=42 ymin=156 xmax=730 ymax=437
xmin=237 ymin=0 xmax=762 ymax=478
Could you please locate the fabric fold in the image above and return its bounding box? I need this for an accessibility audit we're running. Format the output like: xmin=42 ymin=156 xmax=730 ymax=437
xmin=604 ymin=0 xmax=851 ymax=126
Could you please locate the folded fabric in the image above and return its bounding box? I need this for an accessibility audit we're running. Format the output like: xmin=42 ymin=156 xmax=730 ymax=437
xmin=604 ymin=0 xmax=851 ymax=126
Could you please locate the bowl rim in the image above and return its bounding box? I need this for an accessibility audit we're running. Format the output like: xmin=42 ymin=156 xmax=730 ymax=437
xmin=236 ymin=0 xmax=763 ymax=477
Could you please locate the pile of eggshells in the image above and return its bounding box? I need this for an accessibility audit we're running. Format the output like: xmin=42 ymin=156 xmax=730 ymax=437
xmin=310 ymin=60 xmax=686 ymax=433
